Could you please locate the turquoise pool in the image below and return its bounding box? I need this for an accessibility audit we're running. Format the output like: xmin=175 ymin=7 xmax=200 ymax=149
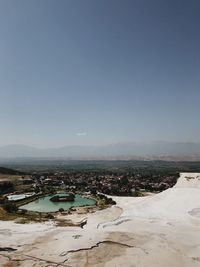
xmin=19 ymin=193 xmax=96 ymax=212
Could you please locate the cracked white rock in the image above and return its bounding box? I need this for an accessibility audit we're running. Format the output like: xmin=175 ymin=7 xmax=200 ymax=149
xmin=0 ymin=172 xmax=200 ymax=267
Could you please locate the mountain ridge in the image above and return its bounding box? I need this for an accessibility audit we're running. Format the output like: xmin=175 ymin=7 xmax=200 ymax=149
xmin=0 ymin=142 xmax=200 ymax=160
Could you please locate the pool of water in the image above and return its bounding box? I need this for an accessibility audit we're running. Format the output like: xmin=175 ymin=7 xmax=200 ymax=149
xmin=19 ymin=193 xmax=96 ymax=212
xmin=7 ymin=193 xmax=35 ymax=201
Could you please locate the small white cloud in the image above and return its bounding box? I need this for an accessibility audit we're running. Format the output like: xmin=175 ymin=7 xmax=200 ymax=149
xmin=76 ymin=132 xmax=87 ymax=136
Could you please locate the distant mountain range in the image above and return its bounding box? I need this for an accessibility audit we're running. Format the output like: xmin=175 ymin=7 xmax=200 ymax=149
xmin=0 ymin=142 xmax=200 ymax=160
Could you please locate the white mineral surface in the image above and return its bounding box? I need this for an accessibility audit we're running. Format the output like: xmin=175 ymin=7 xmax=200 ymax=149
xmin=0 ymin=172 xmax=200 ymax=266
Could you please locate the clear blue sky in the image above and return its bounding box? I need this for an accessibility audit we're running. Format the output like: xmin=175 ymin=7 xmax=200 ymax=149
xmin=0 ymin=0 xmax=200 ymax=147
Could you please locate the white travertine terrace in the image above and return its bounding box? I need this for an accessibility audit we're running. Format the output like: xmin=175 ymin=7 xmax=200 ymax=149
xmin=0 ymin=173 xmax=200 ymax=266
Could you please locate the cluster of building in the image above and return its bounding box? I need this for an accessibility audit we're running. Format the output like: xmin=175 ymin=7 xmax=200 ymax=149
xmin=30 ymin=171 xmax=179 ymax=196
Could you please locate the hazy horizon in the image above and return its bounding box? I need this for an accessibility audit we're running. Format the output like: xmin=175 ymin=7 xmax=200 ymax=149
xmin=1 ymin=0 xmax=200 ymax=147
xmin=1 ymin=141 xmax=200 ymax=160
xmin=1 ymin=140 xmax=200 ymax=149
